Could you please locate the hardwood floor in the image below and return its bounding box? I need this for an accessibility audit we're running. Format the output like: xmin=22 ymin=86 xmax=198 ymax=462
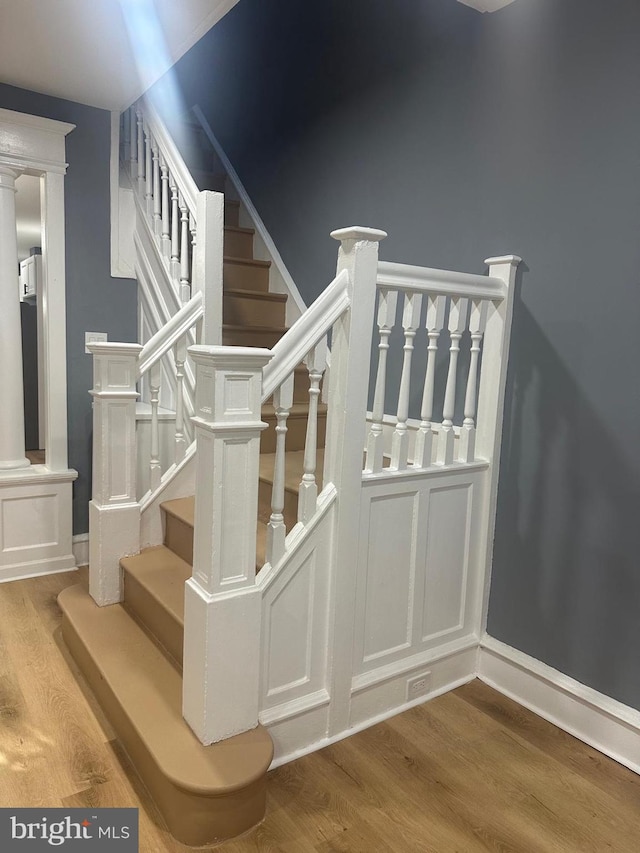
xmin=1 ymin=569 xmax=639 ymax=852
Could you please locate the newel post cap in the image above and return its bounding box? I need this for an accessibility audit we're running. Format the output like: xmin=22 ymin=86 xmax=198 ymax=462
xmin=188 ymin=344 xmax=273 ymax=370
xmin=484 ymin=254 xmax=522 ymax=268
xmin=330 ymin=226 xmax=388 ymax=244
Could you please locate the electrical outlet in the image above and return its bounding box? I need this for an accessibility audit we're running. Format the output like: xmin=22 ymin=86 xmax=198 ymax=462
xmin=85 ymin=331 xmax=108 ymax=353
xmin=407 ymin=671 xmax=432 ymax=701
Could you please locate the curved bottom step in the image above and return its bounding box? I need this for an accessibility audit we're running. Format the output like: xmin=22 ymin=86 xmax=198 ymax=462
xmin=59 ymin=584 xmax=273 ymax=847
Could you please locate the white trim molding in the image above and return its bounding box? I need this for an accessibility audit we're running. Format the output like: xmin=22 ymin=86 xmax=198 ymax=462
xmin=479 ymin=635 xmax=640 ymax=776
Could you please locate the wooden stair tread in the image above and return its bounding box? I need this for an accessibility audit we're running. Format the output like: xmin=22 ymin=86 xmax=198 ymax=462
xmin=224 ymin=256 xmax=271 ymax=269
xmin=58 ymin=584 xmax=273 ymax=796
xmin=161 ymin=497 xmax=194 ymax=527
xmin=224 ymin=288 xmax=287 ymax=302
xmin=259 ymin=449 xmax=325 ymax=493
xmin=224 ymin=224 xmax=254 ymax=236
xmin=122 ymin=545 xmax=190 ymax=627
xmin=223 ymin=323 xmax=288 ymax=334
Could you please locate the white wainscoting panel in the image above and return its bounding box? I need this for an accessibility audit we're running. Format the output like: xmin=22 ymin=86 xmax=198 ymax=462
xmin=259 ymin=502 xmax=334 ymax=714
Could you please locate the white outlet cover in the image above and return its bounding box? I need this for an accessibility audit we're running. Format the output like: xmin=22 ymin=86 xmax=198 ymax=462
xmin=85 ymin=331 xmax=108 ymax=353
xmin=407 ymin=671 xmax=432 ymax=701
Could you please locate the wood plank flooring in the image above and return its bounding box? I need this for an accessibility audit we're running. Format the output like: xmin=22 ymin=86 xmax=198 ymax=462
xmin=1 ymin=568 xmax=639 ymax=851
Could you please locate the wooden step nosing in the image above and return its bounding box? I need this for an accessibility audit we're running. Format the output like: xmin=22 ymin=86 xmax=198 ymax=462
xmin=224 ymin=256 xmax=271 ymax=269
xmin=224 ymin=225 xmax=255 ymax=236
xmin=224 ymin=288 xmax=288 ymax=303
xmin=59 ymin=586 xmax=272 ymax=797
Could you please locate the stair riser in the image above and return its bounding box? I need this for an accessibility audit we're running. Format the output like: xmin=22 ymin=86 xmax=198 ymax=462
xmin=60 ymin=612 xmax=266 ymax=846
xmin=165 ymin=513 xmax=193 ymax=565
xmin=224 ymin=292 xmax=286 ymax=328
xmin=224 ymin=228 xmax=254 ymax=259
xmin=224 ymin=260 xmax=270 ymax=292
xmin=123 ymin=571 xmax=183 ymax=668
xmin=223 ymin=327 xmax=284 ymax=348
xmin=260 ymin=411 xmax=327 ymax=454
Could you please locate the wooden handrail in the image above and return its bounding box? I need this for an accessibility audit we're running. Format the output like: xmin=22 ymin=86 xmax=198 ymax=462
xmin=377 ymin=260 xmax=505 ymax=302
xmin=262 ymin=269 xmax=350 ymax=401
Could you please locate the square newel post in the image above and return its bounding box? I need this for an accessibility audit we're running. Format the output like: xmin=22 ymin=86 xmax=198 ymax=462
xmin=88 ymin=342 xmax=143 ymax=606
xmin=183 ymin=345 xmax=273 ymax=745
xmin=323 ymin=226 xmax=387 ymax=738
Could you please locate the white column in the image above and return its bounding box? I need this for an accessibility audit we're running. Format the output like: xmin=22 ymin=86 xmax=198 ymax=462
xmin=183 ymin=345 xmax=272 ymax=745
xmin=0 ymin=166 xmax=29 ymax=470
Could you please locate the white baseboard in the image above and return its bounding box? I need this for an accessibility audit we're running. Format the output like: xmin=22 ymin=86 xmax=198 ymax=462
xmin=72 ymin=533 xmax=89 ymax=567
xmin=479 ymin=635 xmax=640 ymax=776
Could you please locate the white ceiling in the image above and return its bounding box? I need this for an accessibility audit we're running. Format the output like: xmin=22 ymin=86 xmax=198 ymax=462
xmin=0 ymin=0 xmax=240 ymax=111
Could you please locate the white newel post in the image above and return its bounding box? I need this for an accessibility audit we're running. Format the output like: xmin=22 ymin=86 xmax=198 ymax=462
xmin=88 ymin=343 xmax=143 ymax=606
xmin=474 ymin=255 xmax=521 ymax=633
xmin=183 ymin=345 xmax=272 ymax=745
xmin=192 ymin=191 xmax=224 ymax=346
xmin=324 ymin=226 xmax=387 ymax=737
xmin=0 ymin=165 xmax=29 ymax=470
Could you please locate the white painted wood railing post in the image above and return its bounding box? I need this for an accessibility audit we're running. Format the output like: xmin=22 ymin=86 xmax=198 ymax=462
xmin=266 ymin=375 xmax=294 ymax=566
xmin=365 ymin=289 xmax=397 ymax=474
xmin=88 ymin=342 xmax=143 ymax=606
xmin=458 ymin=298 xmax=488 ymax=463
xmin=192 ymin=191 xmax=224 ymax=346
xmin=183 ymin=345 xmax=273 ymax=745
xmin=323 ymin=226 xmax=387 ymax=737
xmin=414 ymin=294 xmax=446 ymax=469
xmin=437 ymin=296 xmax=469 ymax=465
xmin=298 ymin=342 xmax=327 ymax=523
xmin=475 ymin=255 xmax=521 ymax=633
xmin=390 ymin=291 xmax=422 ymax=471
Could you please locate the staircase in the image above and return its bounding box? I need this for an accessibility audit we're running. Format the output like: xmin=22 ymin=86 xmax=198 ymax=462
xmin=59 ymin=157 xmax=323 ymax=846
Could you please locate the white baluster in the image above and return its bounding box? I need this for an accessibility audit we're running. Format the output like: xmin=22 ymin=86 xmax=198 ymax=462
xmin=152 ymin=142 xmax=161 ymax=236
xmin=173 ymin=337 xmax=187 ymax=464
xmin=298 ymin=342 xmax=327 ymax=524
xmin=136 ymin=109 xmax=144 ymax=194
xmin=170 ymin=178 xmax=180 ymax=280
xmin=187 ymin=212 xmax=197 ymax=306
xmin=458 ymin=299 xmax=488 ymax=463
xmin=144 ymin=123 xmax=153 ymax=218
xmin=149 ymin=362 xmax=162 ymax=491
xmin=160 ymin=155 xmax=170 ymax=258
xmin=266 ymin=374 xmax=294 ymax=566
xmin=179 ymin=193 xmax=191 ymax=303
xmin=390 ymin=291 xmax=422 ymax=471
xmin=413 ymin=294 xmax=445 ymax=469
xmin=437 ymin=296 xmax=469 ymax=465
xmin=365 ymin=288 xmax=398 ymax=474
xmin=129 ymin=107 xmax=137 ymax=176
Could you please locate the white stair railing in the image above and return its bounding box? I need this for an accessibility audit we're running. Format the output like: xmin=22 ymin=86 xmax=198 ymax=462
xmin=183 ymin=228 xmax=386 ymax=745
xmin=88 ymin=100 xmax=224 ymax=606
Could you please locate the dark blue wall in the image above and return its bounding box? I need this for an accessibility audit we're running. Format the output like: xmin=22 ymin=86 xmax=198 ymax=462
xmin=0 ymin=84 xmax=137 ymax=535
xmin=149 ymin=0 xmax=640 ymax=707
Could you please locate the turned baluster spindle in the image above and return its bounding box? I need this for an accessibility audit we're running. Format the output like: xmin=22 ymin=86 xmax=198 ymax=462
xmin=390 ymin=291 xmax=422 ymax=471
xmin=136 ymin=110 xmax=144 ymax=192
xmin=186 ymin=211 xmax=197 ymax=305
xmin=129 ymin=107 xmax=137 ymax=175
xmin=173 ymin=337 xmax=187 ymax=464
xmin=365 ymin=288 xmax=398 ymax=474
xmin=436 ymin=296 xmax=469 ymax=465
xmin=152 ymin=143 xmax=161 ymax=235
xmin=144 ymin=124 xmax=153 ymax=217
xmin=179 ymin=193 xmax=190 ymax=302
xmin=266 ymin=374 xmax=294 ymax=566
xmin=170 ymin=179 xmax=180 ymax=278
xmin=298 ymin=341 xmax=328 ymax=523
xmin=459 ymin=298 xmax=488 ymax=463
xmin=149 ymin=362 xmax=162 ymax=491
xmin=160 ymin=155 xmax=170 ymax=257
xmin=413 ymin=294 xmax=445 ymax=469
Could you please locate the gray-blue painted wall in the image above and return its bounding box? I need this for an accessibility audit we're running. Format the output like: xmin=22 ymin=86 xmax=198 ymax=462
xmin=150 ymin=0 xmax=640 ymax=709
xmin=0 ymin=84 xmax=138 ymax=535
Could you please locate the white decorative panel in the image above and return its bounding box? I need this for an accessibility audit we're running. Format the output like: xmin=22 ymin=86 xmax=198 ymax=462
xmin=360 ymin=491 xmax=418 ymax=664
xmin=107 ymin=402 xmax=133 ymax=501
xmin=224 ymin=375 xmax=251 ymax=414
xmin=2 ymin=494 xmax=58 ymax=551
xmin=422 ymin=484 xmax=471 ymax=640
xmin=266 ymin=551 xmax=315 ymax=696
xmin=107 ymin=359 xmax=133 ymax=389
xmin=219 ymin=439 xmax=250 ymax=584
